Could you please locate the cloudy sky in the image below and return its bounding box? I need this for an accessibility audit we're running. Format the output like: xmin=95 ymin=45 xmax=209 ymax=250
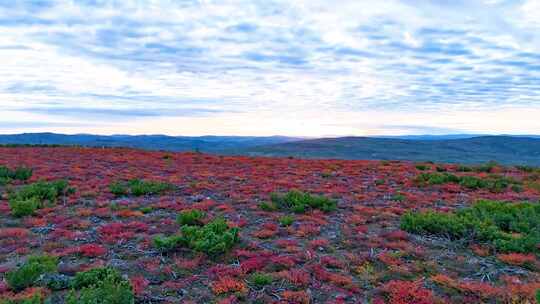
xmin=1 ymin=0 xmax=539 ymax=136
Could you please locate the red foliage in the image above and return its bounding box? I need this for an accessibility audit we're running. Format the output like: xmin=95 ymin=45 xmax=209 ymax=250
xmin=497 ymin=253 xmax=537 ymax=266
xmin=381 ymin=280 xmax=437 ymax=304
xmin=211 ymin=277 xmax=247 ymax=295
xmin=77 ymin=244 xmax=107 ymax=257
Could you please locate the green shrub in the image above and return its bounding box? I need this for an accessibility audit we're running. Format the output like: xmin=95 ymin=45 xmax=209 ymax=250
xmin=8 ymin=197 xmax=40 ymax=217
xmin=415 ymin=164 xmax=430 ymax=171
xmin=10 ymin=180 xmax=70 ymax=203
xmin=270 ymin=190 xmax=337 ymax=213
xmin=415 ymin=172 xmax=521 ymax=193
xmin=6 ymin=255 xmax=58 ymax=291
xmin=7 ymin=180 xmax=71 ymax=217
xmin=259 ymin=201 xmax=277 ymax=212
xmin=0 ymin=165 xmax=33 ymax=182
xmin=536 ymin=289 xmax=540 ymax=303
xmin=248 ymin=272 xmax=274 ymax=288
xmin=140 ymin=206 xmax=153 ymax=214
xmin=391 ymin=193 xmax=406 ymax=202
xmin=153 ymin=234 xmax=184 ymax=251
xmin=436 ymin=166 xmax=447 ymax=172
xmin=279 ymin=215 xmax=295 ymax=226
xmin=109 ymin=179 xmax=173 ymax=197
xmin=128 ymin=179 xmax=173 ymax=196
xmin=66 ymin=268 xmax=134 ymax=304
xmin=155 ymin=218 xmax=240 ymax=255
xmin=71 ymin=267 xmax=123 ymax=289
xmin=401 ymin=200 xmax=540 ymax=254
xmin=180 ymin=218 xmax=239 ymax=255
xmin=109 ymin=181 xmax=128 ymax=197
xmin=177 ymin=209 xmax=205 ymax=226
xmin=415 ymin=172 xmax=459 ymax=186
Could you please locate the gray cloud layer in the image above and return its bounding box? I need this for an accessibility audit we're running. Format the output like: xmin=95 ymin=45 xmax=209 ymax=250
xmin=0 ymin=0 xmax=539 ymax=134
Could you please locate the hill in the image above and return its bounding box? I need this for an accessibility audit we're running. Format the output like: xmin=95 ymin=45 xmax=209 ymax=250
xmin=2 ymin=133 xmax=540 ymax=165
xmin=237 ymin=136 xmax=540 ymax=165
xmin=0 ymin=132 xmax=300 ymax=152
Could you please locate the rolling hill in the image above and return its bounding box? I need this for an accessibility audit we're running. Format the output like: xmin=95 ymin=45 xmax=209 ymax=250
xmin=1 ymin=133 xmax=540 ymax=165
xmin=235 ymin=136 xmax=540 ymax=165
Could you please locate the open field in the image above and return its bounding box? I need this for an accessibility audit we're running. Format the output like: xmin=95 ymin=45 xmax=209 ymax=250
xmin=1 ymin=147 xmax=540 ymax=303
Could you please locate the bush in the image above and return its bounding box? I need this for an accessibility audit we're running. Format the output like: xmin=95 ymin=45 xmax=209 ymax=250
xmin=249 ymin=272 xmax=274 ymax=288
xmin=270 ymin=190 xmax=337 ymax=213
xmin=8 ymin=197 xmax=40 ymax=217
xmin=279 ymin=215 xmax=295 ymax=226
xmin=71 ymin=267 xmax=123 ymax=289
xmin=415 ymin=172 xmax=521 ymax=193
xmin=415 ymin=172 xmax=460 ymax=186
xmin=401 ymin=200 xmax=540 ymax=254
xmin=153 ymin=234 xmax=184 ymax=251
xmin=180 ymin=218 xmax=239 ymax=255
xmin=6 ymin=255 xmax=58 ymax=291
xmin=154 ymin=218 xmax=240 ymax=255
xmin=415 ymin=164 xmax=430 ymax=171
xmin=177 ymin=209 xmax=205 ymax=226
xmin=0 ymin=165 xmax=33 ymax=183
xmin=259 ymin=201 xmax=277 ymax=212
xmin=7 ymin=180 xmax=71 ymax=217
xmin=109 ymin=179 xmax=173 ymax=197
xmin=66 ymin=267 xmax=134 ymax=304
xmin=109 ymin=181 xmax=128 ymax=197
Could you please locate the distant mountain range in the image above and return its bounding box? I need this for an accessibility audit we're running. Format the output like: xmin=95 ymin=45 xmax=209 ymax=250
xmin=0 ymin=132 xmax=301 ymax=153
xmin=1 ymin=133 xmax=540 ymax=165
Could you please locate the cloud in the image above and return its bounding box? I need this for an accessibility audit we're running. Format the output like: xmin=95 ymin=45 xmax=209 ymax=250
xmin=0 ymin=0 xmax=539 ymax=135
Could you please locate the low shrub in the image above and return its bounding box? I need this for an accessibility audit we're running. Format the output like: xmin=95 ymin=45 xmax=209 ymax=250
xmin=415 ymin=172 xmax=459 ymax=186
xmin=71 ymin=267 xmax=123 ymax=289
xmin=0 ymin=165 xmax=33 ymax=184
xmin=66 ymin=267 xmax=134 ymax=304
xmin=109 ymin=179 xmax=173 ymax=197
xmin=259 ymin=201 xmax=278 ymax=212
xmin=401 ymin=200 xmax=540 ymax=254
xmin=6 ymin=255 xmax=58 ymax=291
xmin=177 ymin=209 xmax=205 ymax=226
xmin=415 ymin=172 xmax=521 ymax=193
xmin=7 ymin=180 xmax=71 ymax=217
xmin=8 ymin=197 xmax=40 ymax=217
xmin=180 ymin=218 xmax=239 ymax=255
xmin=270 ymin=190 xmax=337 ymax=213
xmin=415 ymin=164 xmax=430 ymax=171
xmin=154 ymin=218 xmax=240 ymax=255
xmin=248 ymin=272 xmax=274 ymax=288
xmin=279 ymin=215 xmax=295 ymax=226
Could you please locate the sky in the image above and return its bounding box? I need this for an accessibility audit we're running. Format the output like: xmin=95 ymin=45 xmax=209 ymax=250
xmin=1 ymin=0 xmax=539 ymax=137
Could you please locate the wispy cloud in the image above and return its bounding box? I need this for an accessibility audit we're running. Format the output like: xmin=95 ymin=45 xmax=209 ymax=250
xmin=0 ymin=0 xmax=539 ymax=135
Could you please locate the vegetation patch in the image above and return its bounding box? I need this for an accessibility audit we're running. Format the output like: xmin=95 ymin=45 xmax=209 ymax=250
xmin=0 ymin=165 xmax=33 ymax=185
xmin=66 ymin=267 xmax=134 ymax=304
xmin=269 ymin=190 xmax=337 ymax=213
xmin=109 ymin=179 xmax=173 ymax=197
xmin=154 ymin=215 xmax=240 ymax=255
xmin=8 ymin=180 xmax=72 ymax=217
xmin=415 ymin=172 xmax=521 ymax=193
xmin=6 ymin=255 xmax=58 ymax=291
xmin=401 ymin=200 xmax=540 ymax=254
